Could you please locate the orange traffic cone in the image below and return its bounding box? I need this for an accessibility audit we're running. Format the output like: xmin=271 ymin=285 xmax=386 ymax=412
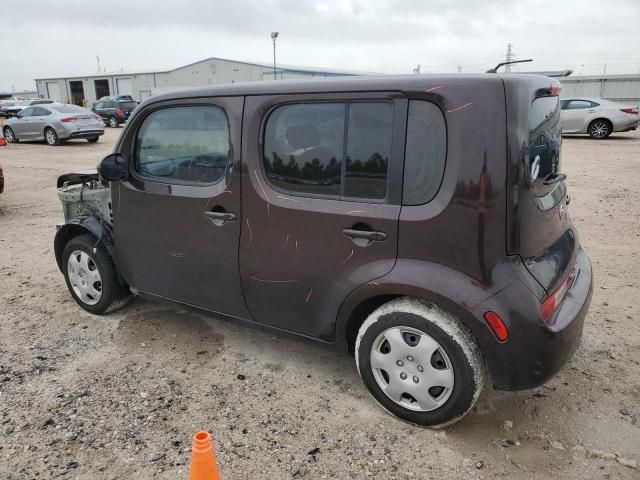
xmin=188 ymin=431 xmax=221 ymax=480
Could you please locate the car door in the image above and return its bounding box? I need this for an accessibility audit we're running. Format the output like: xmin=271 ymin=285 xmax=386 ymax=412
xmin=561 ymin=99 xmax=598 ymax=132
xmin=29 ymin=107 xmax=49 ymax=139
xmin=93 ymin=101 xmax=105 ymax=119
xmin=111 ymin=96 xmax=251 ymax=319
xmin=12 ymin=107 xmax=36 ymax=138
xmin=240 ymin=93 xmax=406 ymax=341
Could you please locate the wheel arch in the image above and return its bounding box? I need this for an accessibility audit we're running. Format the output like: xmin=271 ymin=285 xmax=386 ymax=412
xmin=336 ymin=285 xmax=489 ymax=354
xmin=54 ymin=216 xmax=114 ymax=272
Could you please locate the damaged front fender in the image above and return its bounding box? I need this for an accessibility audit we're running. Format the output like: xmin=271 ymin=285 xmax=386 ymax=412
xmin=54 ymin=216 xmax=114 ymax=272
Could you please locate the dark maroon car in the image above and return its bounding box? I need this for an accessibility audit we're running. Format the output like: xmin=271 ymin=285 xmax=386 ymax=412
xmin=54 ymin=75 xmax=593 ymax=427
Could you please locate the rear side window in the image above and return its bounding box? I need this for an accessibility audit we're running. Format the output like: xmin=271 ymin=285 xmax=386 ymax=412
xmin=263 ymin=101 xmax=393 ymax=200
xmin=402 ymin=101 xmax=446 ymax=205
xmin=134 ymin=105 xmax=230 ymax=184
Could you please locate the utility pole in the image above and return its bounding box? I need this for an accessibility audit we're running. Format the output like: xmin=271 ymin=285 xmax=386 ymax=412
xmin=600 ymin=63 xmax=607 ymax=97
xmin=96 ymin=55 xmax=101 ymax=73
xmin=270 ymin=32 xmax=279 ymax=80
xmin=505 ymin=43 xmax=514 ymax=72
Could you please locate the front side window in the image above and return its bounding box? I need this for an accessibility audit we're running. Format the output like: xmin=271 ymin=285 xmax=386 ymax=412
xmin=19 ymin=107 xmax=36 ymax=117
xmin=134 ymin=105 xmax=230 ymax=184
xmin=263 ymin=101 xmax=393 ymax=200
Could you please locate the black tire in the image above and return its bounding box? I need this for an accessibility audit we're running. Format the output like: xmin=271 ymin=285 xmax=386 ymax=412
xmin=355 ymin=297 xmax=484 ymax=428
xmin=45 ymin=127 xmax=60 ymax=146
xmin=62 ymin=234 xmax=129 ymax=315
xmin=87 ymin=136 xmax=99 ymax=143
xmin=108 ymin=117 xmax=118 ymax=128
xmin=3 ymin=126 xmax=18 ymax=143
xmin=588 ymin=119 xmax=612 ymax=139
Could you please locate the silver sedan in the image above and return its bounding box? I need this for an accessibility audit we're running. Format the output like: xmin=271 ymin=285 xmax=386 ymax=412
xmin=2 ymin=104 xmax=105 ymax=146
xmin=560 ymin=97 xmax=639 ymax=139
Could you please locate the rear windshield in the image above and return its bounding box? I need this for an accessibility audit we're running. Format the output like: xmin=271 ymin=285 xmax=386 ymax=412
xmin=52 ymin=105 xmax=87 ymax=114
xmin=119 ymin=101 xmax=137 ymax=109
xmin=529 ymin=96 xmax=561 ymax=198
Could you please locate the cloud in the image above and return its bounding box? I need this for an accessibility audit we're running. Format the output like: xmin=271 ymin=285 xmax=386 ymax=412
xmin=1 ymin=0 xmax=639 ymax=91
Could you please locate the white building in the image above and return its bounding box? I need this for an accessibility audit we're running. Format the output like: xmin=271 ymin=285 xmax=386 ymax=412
xmin=35 ymin=57 xmax=368 ymax=105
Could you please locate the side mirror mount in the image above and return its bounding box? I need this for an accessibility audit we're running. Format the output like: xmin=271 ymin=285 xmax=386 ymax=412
xmin=98 ymin=153 xmax=128 ymax=182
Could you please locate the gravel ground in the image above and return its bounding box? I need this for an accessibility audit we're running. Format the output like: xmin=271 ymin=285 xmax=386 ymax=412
xmin=0 ymin=126 xmax=639 ymax=479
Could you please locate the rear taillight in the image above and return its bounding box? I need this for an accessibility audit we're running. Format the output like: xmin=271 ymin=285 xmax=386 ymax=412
xmin=547 ymin=83 xmax=561 ymax=96
xmin=621 ymin=107 xmax=639 ymax=115
xmin=115 ymin=107 xmax=124 ymax=116
xmin=60 ymin=117 xmax=76 ymax=123
xmin=540 ymin=267 xmax=577 ymax=323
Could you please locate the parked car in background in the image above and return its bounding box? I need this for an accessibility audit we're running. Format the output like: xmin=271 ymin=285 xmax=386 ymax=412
xmin=53 ymin=75 xmax=592 ymax=427
xmin=560 ymin=98 xmax=639 ymax=138
xmin=0 ymin=98 xmax=56 ymax=118
xmin=3 ymin=104 xmax=104 ymax=145
xmin=96 ymin=95 xmax=135 ymax=102
xmin=92 ymin=98 xmax=138 ymax=127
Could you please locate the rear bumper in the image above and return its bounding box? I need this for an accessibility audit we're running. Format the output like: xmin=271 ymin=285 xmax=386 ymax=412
xmin=61 ymin=129 xmax=104 ymax=140
xmin=472 ymin=248 xmax=593 ymax=391
xmin=612 ymin=116 xmax=639 ymax=132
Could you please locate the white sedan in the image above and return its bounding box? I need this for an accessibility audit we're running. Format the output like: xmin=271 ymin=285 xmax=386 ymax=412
xmin=560 ymin=97 xmax=639 ymax=139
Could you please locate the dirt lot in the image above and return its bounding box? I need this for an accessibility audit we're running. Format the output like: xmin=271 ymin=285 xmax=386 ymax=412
xmin=0 ymin=126 xmax=639 ymax=479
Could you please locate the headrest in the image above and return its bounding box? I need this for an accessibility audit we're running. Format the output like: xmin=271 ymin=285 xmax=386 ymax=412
xmin=286 ymin=124 xmax=321 ymax=149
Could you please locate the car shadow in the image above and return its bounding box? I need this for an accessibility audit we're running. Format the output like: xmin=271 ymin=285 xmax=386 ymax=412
xmin=563 ymin=134 xmax=637 ymax=141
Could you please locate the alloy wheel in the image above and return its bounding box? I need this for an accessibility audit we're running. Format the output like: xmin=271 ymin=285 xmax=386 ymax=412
xmin=109 ymin=117 xmax=117 ymax=128
xmin=3 ymin=128 xmax=14 ymax=143
xmin=67 ymin=250 xmax=103 ymax=305
xmin=369 ymin=326 xmax=454 ymax=412
xmin=590 ymin=121 xmax=610 ymax=139
xmin=46 ymin=129 xmax=57 ymax=145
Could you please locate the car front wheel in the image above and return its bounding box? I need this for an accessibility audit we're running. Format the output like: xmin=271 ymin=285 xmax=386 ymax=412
xmin=355 ymin=297 xmax=485 ymax=428
xmin=62 ymin=234 xmax=129 ymax=315
xmin=3 ymin=127 xmax=18 ymax=143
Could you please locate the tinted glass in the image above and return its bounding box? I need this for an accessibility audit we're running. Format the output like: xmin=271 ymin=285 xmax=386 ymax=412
xmin=33 ymin=107 xmax=50 ymax=116
xmin=567 ymin=100 xmax=591 ymax=109
xmin=94 ymin=102 xmax=104 ymax=109
xmin=345 ymin=102 xmax=392 ymax=199
xmin=119 ymin=101 xmax=138 ymax=110
xmin=19 ymin=107 xmax=36 ymax=117
xmin=264 ymin=103 xmax=345 ymax=197
xmin=135 ymin=106 xmax=230 ymax=184
xmin=52 ymin=105 xmax=87 ymax=114
xmin=403 ymin=101 xmax=447 ymax=205
xmin=529 ymin=96 xmax=562 ymax=198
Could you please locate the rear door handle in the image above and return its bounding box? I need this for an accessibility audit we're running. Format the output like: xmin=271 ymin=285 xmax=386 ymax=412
xmin=205 ymin=209 xmax=236 ymax=226
xmin=342 ymin=228 xmax=387 ymax=245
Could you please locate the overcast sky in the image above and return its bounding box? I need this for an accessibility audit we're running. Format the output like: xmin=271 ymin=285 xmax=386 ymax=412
xmin=1 ymin=0 xmax=639 ymax=92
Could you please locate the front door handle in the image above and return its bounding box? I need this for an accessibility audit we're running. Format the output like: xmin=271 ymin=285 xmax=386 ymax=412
xmin=342 ymin=227 xmax=387 ymax=247
xmin=205 ymin=209 xmax=236 ymax=226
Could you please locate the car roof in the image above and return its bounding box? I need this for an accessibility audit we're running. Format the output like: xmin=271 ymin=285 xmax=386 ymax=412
xmin=144 ymin=73 xmax=549 ymax=105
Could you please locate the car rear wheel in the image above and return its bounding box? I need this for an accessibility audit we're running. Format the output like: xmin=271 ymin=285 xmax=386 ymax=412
xmin=588 ymin=119 xmax=612 ymax=139
xmin=108 ymin=117 xmax=118 ymax=128
xmin=3 ymin=127 xmax=18 ymax=143
xmin=62 ymin=234 xmax=129 ymax=315
xmin=355 ymin=297 xmax=485 ymax=428
xmin=87 ymin=137 xmax=99 ymax=143
xmin=45 ymin=127 xmax=60 ymax=146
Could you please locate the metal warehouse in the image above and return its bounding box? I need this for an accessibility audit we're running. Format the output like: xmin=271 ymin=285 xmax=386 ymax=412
xmin=34 ymin=57 xmax=366 ymax=105
xmin=559 ymin=74 xmax=640 ymax=104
